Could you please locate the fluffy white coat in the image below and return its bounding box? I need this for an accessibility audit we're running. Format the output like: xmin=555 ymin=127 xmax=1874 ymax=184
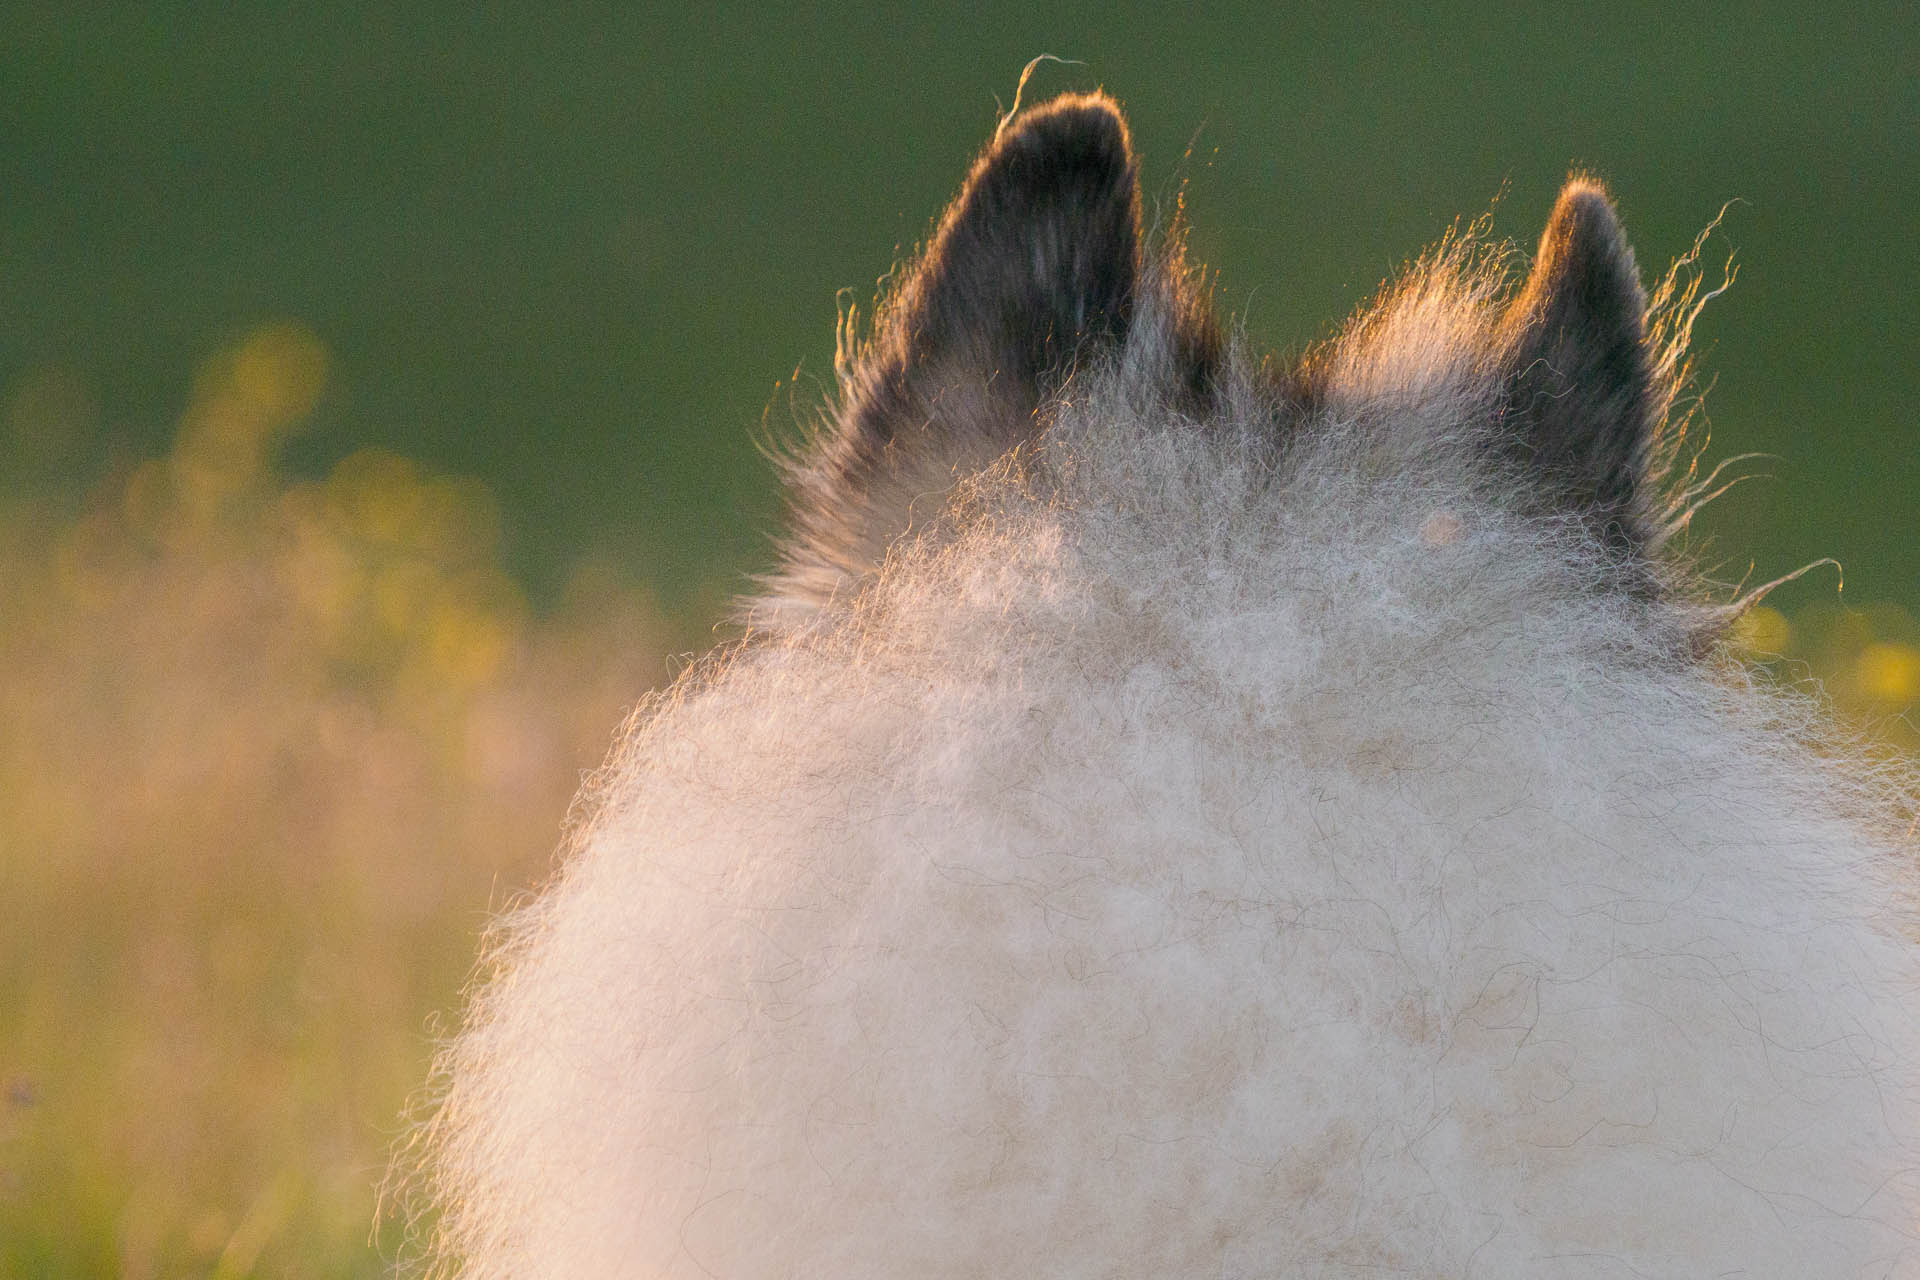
xmin=409 ymin=100 xmax=1920 ymax=1279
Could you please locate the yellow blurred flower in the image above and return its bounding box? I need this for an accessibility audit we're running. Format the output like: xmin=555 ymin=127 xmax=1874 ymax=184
xmin=1856 ymin=642 xmax=1920 ymax=705
xmin=1730 ymin=604 xmax=1792 ymax=655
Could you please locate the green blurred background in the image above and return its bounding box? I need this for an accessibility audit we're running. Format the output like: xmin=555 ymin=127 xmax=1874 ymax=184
xmin=1 ymin=5 xmax=1914 ymax=1276
xmin=7 ymin=4 xmax=1916 ymax=609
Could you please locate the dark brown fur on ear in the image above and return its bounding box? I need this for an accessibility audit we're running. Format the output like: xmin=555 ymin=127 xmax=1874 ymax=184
xmin=1499 ymin=179 xmax=1657 ymax=555
xmin=872 ymin=94 xmax=1143 ymax=406
xmin=762 ymin=94 xmax=1150 ymax=618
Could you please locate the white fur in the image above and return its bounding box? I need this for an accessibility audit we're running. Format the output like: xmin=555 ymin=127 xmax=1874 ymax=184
xmin=410 ymin=254 xmax=1920 ymax=1277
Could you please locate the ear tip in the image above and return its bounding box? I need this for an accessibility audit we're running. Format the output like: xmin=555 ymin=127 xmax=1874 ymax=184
xmin=1006 ymin=90 xmax=1129 ymax=136
xmin=989 ymin=91 xmax=1134 ymax=178
xmin=1556 ymin=174 xmax=1620 ymax=213
xmin=1543 ymin=176 xmax=1633 ymax=265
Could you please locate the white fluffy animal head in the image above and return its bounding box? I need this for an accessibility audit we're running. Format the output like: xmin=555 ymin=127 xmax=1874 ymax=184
xmin=407 ymin=94 xmax=1920 ymax=1278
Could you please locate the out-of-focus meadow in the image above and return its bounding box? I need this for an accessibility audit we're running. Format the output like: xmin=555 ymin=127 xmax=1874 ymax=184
xmin=1 ymin=6 xmax=1914 ymax=1277
xmin=1 ymin=323 xmax=673 ymax=1275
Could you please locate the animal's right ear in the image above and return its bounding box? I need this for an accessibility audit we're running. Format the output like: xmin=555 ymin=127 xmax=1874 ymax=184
xmin=764 ymin=93 xmax=1152 ymax=618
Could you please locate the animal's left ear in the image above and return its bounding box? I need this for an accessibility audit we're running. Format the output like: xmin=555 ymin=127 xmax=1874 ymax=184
xmin=1498 ymin=179 xmax=1658 ymax=553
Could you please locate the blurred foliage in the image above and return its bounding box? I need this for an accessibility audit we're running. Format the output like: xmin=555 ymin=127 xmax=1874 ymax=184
xmin=0 ymin=324 xmax=673 ymax=1277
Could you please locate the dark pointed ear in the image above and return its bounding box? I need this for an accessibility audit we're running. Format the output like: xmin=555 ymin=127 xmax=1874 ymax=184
xmin=762 ymin=94 xmax=1147 ymax=617
xmin=869 ymin=92 xmax=1143 ymax=406
xmin=1498 ymin=179 xmax=1658 ymax=553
